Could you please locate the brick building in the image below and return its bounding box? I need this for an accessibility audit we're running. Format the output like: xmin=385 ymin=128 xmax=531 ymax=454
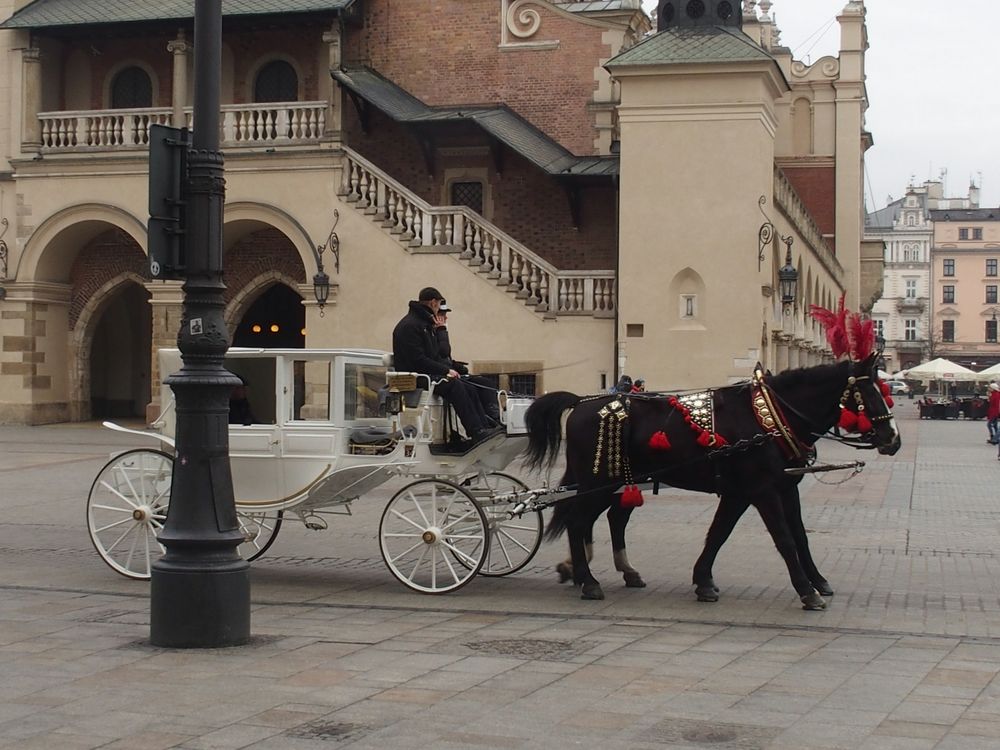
xmin=0 ymin=0 xmax=876 ymax=424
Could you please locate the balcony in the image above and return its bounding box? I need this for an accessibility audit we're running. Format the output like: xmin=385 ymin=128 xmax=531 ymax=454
xmin=895 ymin=298 xmax=926 ymax=314
xmin=37 ymin=102 xmax=327 ymax=153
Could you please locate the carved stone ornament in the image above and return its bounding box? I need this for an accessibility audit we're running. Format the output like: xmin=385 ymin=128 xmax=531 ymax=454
xmin=791 ymin=57 xmax=840 ymax=79
xmin=501 ymin=0 xmax=559 ymax=49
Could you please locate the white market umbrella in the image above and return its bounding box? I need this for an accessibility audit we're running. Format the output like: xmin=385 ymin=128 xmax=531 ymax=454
xmin=975 ymin=362 xmax=1000 ymax=379
xmin=902 ymin=358 xmax=978 ymax=382
xmin=877 ymin=369 xmax=890 ymax=380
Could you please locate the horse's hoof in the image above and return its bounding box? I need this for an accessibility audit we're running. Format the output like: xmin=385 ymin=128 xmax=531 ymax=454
xmin=580 ymin=584 xmax=605 ymax=600
xmin=556 ymin=562 xmax=572 ymax=584
xmin=812 ymin=579 xmax=834 ymax=597
xmin=800 ymin=592 xmax=827 ymax=610
xmin=695 ymin=585 xmax=719 ymax=602
xmin=623 ymin=571 xmax=646 ymax=588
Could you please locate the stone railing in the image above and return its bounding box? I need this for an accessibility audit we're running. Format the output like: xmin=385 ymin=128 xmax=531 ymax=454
xmin=340 ymin=146 xmax=615 ymax=317
xmin=38 ymin=101 xmax=327 ymax=151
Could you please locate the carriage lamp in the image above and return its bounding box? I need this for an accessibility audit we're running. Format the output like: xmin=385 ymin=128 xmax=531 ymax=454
xmin=313 ymin=209 xmax=340 ymax=316
xmin=777 ymin=243 xmax=798 ymax=312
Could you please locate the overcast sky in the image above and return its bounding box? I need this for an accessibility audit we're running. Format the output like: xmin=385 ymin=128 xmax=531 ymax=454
xmin=639 ymin=1 xmax=999 ymax=211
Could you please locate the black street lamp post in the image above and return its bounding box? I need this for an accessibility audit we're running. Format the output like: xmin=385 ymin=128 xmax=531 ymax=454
xmin=150 ymin=0 xmax=250 ymax=648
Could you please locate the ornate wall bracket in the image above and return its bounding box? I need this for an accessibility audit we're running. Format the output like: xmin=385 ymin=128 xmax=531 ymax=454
xmin=0 ymin=217 xmax=9 ymax=282
xmin=757 ymin=195 xmax=792 ymax=272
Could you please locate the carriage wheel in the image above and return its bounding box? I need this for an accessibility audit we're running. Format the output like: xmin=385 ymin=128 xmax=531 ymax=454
xmin=86 ymin=449 xmax=172 ymax=580
xmin=236 ymin=509 xmax=284 ymax=562
xmin=461 ymin=472 xmax=543 ymax=576
xmin=379 ymin=479 xmax=489 ymax=594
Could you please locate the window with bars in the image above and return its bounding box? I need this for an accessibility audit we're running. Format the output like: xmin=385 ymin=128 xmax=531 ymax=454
xmin=111 ymin=67 xmax=152 ymax=108
xmin=959 ymin=228 xmax=969 ymax=240
xmin=942 ymin=285 xmax=955 ymax=304
xmin=254 ymin=60 xmax=298 ymax=103
xmin=450 ymin=182 xmax=484 ymax=215
xmin=510 ymin=374 xmax=537 ymax=397
xmin=942 ymin=320 xmax=955 ymax=342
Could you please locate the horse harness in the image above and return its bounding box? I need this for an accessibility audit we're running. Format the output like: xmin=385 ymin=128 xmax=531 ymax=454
xmin=750 ymin=367 xmax=812 ymax=464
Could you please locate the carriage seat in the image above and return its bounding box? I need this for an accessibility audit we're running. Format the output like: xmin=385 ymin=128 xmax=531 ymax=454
xmin=381 ymin=353 xmax=440 ymax=410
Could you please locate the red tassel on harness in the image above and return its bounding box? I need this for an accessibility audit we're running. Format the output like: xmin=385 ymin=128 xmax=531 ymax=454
xmin=839 ymin=408 xmax=858 ymax=432
xmin=879 ymin=381 xmax=891 ymax=398
xmin=649 ymin=431 xmax=672 ymax=451
xmin=712 ymin=433 xmax=728 ymax=447
xmin=696 ymin=430 xmax=713 ymax=447
xmin=856 ymin=412 xmax=873 ymax=434
xmin=620 ymin=485 xmax=644 ymax=508
xmin=885 ymin=395 xmax=894 ymax=409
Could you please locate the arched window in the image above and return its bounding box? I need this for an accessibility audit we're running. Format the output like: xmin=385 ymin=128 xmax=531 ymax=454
xmin=111 ymin=66 xmax=152 ymax=109
xmin=254 ymin=60 xmax=298 ymax=103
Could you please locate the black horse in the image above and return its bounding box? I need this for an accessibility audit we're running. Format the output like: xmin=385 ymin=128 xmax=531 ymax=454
xmin=525 ymin=354 xmax=901 ymax=609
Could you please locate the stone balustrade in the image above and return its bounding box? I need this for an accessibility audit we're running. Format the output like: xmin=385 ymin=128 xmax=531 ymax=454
xmin=341 ymin=147 xmax=615 ymax=318
xmin=38 ymin=101 xmax=327 ymax=151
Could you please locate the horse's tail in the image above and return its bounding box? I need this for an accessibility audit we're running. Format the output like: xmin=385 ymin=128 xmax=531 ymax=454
xmin=524 ymin=391 xmax=581 ymax=471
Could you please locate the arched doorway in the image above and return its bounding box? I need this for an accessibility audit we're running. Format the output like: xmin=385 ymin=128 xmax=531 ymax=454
xmin=232 ymin=283 xmax=305 ymax=348
xmin=90 ymin=282 xmax=152 ymax=418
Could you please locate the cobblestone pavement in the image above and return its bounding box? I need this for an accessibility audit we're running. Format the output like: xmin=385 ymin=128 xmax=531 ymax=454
xmin=1 ymin=406 xmax=1000 ymax=748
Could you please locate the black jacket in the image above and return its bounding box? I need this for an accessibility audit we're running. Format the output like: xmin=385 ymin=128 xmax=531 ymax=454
xmin=392 ymin=301 xmax=450 ymax=377
xmin=434 ymin=327 xmax=469 ymax=375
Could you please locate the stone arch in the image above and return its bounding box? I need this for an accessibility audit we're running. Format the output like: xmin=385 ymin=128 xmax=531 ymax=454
xmin=69 ymin=271 xmax=150 ymax=421
xmin=224 ymin=201 xmax=318 ymax=275
xmin=103 ymin=59 xmax=161 ymax=108
xmin=246 ymin=54 xmax=304 ymax=103
xmin=225 ymin=270 xmax=305 ymax=335
xmin=17 ymin=203 xmax=147 ymax=283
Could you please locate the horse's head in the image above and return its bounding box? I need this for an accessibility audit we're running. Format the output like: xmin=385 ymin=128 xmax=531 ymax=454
xmin=843 ymin=353 xmax=901 ymax=455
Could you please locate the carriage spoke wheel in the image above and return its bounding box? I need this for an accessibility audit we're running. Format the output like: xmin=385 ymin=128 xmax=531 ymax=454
xmin=461 ymin=472 xmax=543 ymax=576
xmin=87 ymin=449 xmax=172 ymax=580
xmin=379 ymin=479 xmax=488 ymax=594
xmin=236 ymin=509 xmax=284 ymax=562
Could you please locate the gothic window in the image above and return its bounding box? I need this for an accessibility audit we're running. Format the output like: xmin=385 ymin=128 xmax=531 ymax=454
xmin=111 ymin=66 xmax=153 ymax=109
xmin=254 ymin=60 xmax=298 ymax=103
xmin=450 ymin=181 xmax=484 ymax=215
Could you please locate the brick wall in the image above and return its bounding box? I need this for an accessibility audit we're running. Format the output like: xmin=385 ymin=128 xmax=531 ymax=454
xmin=222 ymin=228 xmax=307 ymax=305
xmin=345 ymin=0 xmax=612 ymax=155
xmin=782 ymin=164 xmax=837 ymax=249
xmin=68 ymin=230 xmax=148 ymax=329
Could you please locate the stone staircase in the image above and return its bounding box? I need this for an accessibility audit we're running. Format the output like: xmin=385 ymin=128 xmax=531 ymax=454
xmin=339 ymin=146 xmax=615 ymax=318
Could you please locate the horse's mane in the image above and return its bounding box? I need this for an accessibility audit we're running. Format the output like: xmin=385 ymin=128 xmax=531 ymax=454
xmin=766 ymin=360 xmax=850 ymax=392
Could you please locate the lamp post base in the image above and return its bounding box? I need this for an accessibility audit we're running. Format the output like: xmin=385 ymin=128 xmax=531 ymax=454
xmin=150 ymin=561 xmax=250 ymax=648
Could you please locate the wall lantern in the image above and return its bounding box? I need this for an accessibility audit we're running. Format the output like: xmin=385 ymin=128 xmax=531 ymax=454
xmin=312 ymin=209 xmax=340 ymax=316
xmin=777 ymin=243 xmax=798 ymax=311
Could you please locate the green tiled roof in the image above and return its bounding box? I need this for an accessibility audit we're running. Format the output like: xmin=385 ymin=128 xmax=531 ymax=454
xmin=1 ymin=0 xmax=353 ymax=29
xmin=607 ymin=25 xmax=775 ymax=67
xmin=333 ymin=67 xmax=618 ymax=178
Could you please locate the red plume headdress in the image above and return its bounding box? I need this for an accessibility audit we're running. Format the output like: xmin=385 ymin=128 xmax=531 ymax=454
xmin=809 ymin=294 xmax=875 ymax=361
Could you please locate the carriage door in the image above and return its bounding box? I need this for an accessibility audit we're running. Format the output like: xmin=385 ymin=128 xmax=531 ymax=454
xmin=277 ymin=356 xmax=340 ymax=499
xmin=225 ymin=355 xmax=283 ymax=504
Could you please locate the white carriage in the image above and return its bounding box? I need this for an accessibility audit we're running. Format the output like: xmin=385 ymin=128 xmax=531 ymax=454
xmin=86 ymin=347 xmax=542 ymax=593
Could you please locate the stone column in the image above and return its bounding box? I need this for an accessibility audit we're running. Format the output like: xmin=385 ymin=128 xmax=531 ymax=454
xmin=322 ymin=26 xmax=342 ymax=138
xmin=145 ymin=280 xmax=185 ymax=423
xmin=167 ymin=32 xmax=190 ymax=128
xmin=21 ymin=47 xmax=42 ymax=152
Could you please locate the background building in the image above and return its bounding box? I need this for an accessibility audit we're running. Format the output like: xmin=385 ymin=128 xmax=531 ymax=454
xmin=929 ymin=208 xmax=1000 ymax=370
xmin=866 ymin=179 xmax=979 ymax=372
xmin=0 ymin=0 xmax=876 ymax=424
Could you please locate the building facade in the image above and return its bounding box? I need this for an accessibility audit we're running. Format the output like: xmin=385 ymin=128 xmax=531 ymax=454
xmin=866 ymin=179 xmax=979 ymax=372
xmin=0 ymin=0 xmax=875 ymax=424
xmin=929 ymin=208 xmax=1000 ymax=370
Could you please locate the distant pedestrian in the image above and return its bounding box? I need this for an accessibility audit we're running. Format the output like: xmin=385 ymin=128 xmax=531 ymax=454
xmin=987 ymin=382 xmax=1000 ymax=447
xmin=610 ymin=375 xmax=632 ymax=394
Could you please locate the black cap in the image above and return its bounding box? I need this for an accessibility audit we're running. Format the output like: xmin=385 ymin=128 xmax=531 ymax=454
xmin=418 ymin=286 xmax=444 ymax=301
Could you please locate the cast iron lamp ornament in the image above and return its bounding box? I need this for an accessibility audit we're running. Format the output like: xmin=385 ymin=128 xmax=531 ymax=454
xmin=313 ymin=209 xmax=339 ymax=315
xmin=777 ymin=244 xmax=798 ymax=311
xmin=150 ymin=0 xmax=250 ymax=648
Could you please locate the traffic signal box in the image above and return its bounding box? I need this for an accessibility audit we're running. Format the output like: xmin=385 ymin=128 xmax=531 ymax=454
xmin=148 ymin=124 xmax=189 ymax=279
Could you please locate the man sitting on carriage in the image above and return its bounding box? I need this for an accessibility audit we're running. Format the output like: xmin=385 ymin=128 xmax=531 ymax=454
xmin=392 ymin=287 xmax=502 ymax=446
